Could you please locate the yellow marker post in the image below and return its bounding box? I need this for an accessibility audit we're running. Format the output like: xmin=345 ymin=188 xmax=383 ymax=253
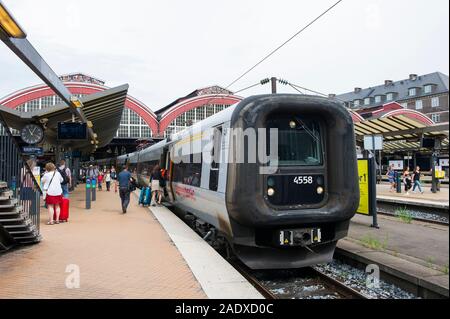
xmin=357 ymin=159 xmax=370 ymax=215
xmin=357 ymin=158 xmax=379 ymax=228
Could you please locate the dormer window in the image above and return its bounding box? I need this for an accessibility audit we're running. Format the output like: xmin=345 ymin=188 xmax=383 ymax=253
xmin=354 ymin=99 xmax=361 ymax=107
xmin=386 ymin=93 xmax=394 ymax=101
xmin=409 ymin=88 xmax=417 ymax=96
xmin=364 ymin=97 xmax=371 ymax=105
xmin=374 ymin=95 xmax=383 ymax=103
xmin=424 ymin=85 xmax=433 ymax=94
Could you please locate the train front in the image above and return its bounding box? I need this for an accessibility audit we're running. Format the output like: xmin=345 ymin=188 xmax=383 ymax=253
xmin=225 ymin=94 xmax=359 ymax=269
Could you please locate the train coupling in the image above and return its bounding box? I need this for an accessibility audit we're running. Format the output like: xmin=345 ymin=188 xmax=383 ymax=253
xmin=279 ymin=228 xmax=322 ymax=247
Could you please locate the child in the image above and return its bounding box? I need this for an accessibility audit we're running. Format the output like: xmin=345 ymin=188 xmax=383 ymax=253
xmin=97 ymin=172 xmax=104 ymax=191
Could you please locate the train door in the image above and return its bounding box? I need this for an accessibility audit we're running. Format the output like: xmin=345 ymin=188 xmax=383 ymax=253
xmin=209 ymin=126 xmax=223 ymax=192
xmin=162 ymin=146 xmax=175 ymax=202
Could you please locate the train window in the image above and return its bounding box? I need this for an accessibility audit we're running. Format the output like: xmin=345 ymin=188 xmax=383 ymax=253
xmin=172 ymin=153 xmax=202 ymax=187
xmin=266 ymin=117 xmax=322 ymax=166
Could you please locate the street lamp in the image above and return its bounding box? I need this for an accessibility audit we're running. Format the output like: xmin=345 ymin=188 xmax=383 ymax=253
xmin=0 ymin=1 xmax=27 ymax=38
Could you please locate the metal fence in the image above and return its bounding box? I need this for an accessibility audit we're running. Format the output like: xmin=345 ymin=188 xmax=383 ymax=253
xmin=0 ymin=116 xmax=41 ymax=237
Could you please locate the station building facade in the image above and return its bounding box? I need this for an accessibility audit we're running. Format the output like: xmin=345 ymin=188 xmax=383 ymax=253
xmin=0 ymin=73 xmax=242 ymax=154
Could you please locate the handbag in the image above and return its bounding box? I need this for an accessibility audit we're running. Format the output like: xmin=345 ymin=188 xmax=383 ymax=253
xmin=43 ymin=171 xmax=56 ymax=200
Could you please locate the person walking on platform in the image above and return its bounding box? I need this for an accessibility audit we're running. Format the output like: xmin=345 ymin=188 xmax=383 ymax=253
xmin=105 ymin=170 xmax=112 ymax=191
xmin=58 ymin=159 xmax=71 ymax=198
xmin=41 ymin=162 xmax=63 ymax=225
xmin=412 ymin=166 xmax=424 ymax=194
xmin=150 ymin=164 xmax=163 ymax=206
xmin=97 ymin=172 xmax=104 ymax=191
xmin=117 ymin=165 xmax=133 ymax=213
xmin=386 ymin=165 xmax=396 ymax=192
xmin=402 ymin=167 xmax=412 ymax=195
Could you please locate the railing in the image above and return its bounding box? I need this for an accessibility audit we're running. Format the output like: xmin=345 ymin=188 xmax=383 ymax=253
xmin=0 ymin=114 xmax=42 ymax=238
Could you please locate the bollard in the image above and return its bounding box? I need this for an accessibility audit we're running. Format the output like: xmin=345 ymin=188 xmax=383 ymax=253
xmin=91 ymin=178 xmax=96 ymax=201
xmin=86 ymin=178 xmax=91 ymax=209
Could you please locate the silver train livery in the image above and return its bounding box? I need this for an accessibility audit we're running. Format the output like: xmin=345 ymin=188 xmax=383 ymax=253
xmin=114 ymin=94 xmax=359 ymax=269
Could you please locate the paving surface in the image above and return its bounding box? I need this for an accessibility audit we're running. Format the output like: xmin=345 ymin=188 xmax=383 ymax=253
xmin=341 ymin=213 xmax=449 ymax=295
xmin=0 ymin=187 xmax=206 ymax=299
xmin=149 ymin=204 xmax=263 ymax=299
xmin=376 ymin=183 xmax=449 ymax=207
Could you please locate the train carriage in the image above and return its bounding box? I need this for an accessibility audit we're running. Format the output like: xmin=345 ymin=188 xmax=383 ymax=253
xmin=124 ymin=94 xmax=359 ymax=269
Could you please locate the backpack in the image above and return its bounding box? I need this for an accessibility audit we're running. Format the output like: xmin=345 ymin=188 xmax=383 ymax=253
xmin=58 ymin=167 xmax=70 ymax=185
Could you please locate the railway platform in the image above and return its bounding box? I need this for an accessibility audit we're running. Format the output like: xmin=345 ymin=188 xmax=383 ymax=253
xmin=376 ymin=183 xmax=449 ymax=209
xmin=0 ymin=186 xmax=261 ymax=299
xmin=340 ymin=213 xmax=449 ymax=298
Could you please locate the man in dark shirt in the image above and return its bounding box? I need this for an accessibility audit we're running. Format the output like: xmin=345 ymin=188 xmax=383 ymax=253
xmin=117 ymin=166 xmax=132 ymax=213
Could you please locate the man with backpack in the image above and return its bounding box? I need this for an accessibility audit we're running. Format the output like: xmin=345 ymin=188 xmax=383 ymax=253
xmin=58 ymin=159 xmax=71 ymax=198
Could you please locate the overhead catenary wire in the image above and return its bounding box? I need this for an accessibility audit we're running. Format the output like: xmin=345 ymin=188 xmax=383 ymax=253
xmin=224 ymin=0 xmax=343 ymax=90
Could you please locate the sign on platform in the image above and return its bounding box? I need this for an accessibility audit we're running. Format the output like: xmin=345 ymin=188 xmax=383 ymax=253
xmin=22 ymin=146 xmax=43 ymax=155
xmin=357 ymin=159 xmax=370 ymax=215
xmin=388 ymin=160 xmax=403 ymax=170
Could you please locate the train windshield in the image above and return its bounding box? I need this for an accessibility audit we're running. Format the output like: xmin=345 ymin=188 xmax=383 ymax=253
xmin=266 ymin=117 xmax=323 ymax=166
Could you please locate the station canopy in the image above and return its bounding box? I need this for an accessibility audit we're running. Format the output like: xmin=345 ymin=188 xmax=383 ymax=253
xmin=0 ymin=84 xmax=129 ymax=151
xmin=350 ymin=103 xmax=449 ymax=152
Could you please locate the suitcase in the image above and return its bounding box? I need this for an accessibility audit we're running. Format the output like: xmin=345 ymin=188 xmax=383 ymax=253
xmin=143 ymin=187 xmax=151 ymax=206
xmin=139 ymin=187 xmax=147 ymax=205
xmin=54 ymin=198 xmax=70 ymax=222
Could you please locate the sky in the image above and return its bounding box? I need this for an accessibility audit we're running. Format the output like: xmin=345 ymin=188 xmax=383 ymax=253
xmin=0 ymin=0 xmax=449 ymax=111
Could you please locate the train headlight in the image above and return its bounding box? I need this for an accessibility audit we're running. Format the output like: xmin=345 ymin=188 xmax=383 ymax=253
xmin=316 ymin=186 xmax=324 ymax=195
xmin=267 ymin=188 xmax=275 ymax=196
xmin=289 ymin=120 xmax=297 ymax=129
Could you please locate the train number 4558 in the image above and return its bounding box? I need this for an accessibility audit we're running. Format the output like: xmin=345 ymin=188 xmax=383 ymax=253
xmin=293 ymin=176 xmax=313 ymax=185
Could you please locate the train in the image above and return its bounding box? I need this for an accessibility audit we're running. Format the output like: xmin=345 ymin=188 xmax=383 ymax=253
xmin=92 ymin=94 xmax=360 ymax=269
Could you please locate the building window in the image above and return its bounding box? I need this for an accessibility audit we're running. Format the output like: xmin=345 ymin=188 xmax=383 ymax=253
xmin=400 ymin=102 xmax=408 ymax=108
xmin=415 ymin=100 xmax=423 ymax=110
xmin=386 ymin=93 xmax=394 ymax=101
xmin=129 ymin=110 xmax=140 ymax=125
xmin=364 ymin=98 xmax=371 ymax=105
xmin=121 ymin=109 xmax=129 ymax=124
xmin=129 ymin=126 xmax=140 ymax=138
xmin=28 ymin=99 xmax=40 ymax=111
xmin=41 ymin=96 xmax=53 ymax=109
xmin=431 ymin=114 xmax=441 ymax=123
xmin=424 ymin=85 xmax=433 ymax=94
xmin=117 ymin=125 xmax=129 ymax=138
xmin=375 ymin=96 xmax=382 ymax=103
xmin=141 ymin=126 xmax=152 ymax=137
xmin=353 ymin=100 xmax=360 ymax=107
xmin=409 ymin=88 xmax=416 ymax=96
xmin=431 ymin=97 xmax=440 ymax=107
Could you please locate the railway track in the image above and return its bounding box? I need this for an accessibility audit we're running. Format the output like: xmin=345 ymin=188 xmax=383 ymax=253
xmin=230 ymin=259 xmax=369 ymax=299
xmin=378 ymin=211 xmax=449 ymax=226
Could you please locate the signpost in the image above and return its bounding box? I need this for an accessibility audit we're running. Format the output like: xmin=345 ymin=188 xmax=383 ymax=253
xmin=359 ymin=135 xmax=381 ymax=229
xmin=86 ymin=178 xmax=91 ymax=209
xmin=357 ymin=158 xmax=378 ymax=228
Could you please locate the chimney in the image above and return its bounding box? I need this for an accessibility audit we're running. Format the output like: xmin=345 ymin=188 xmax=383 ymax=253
xmin=328 ymin=93 xmax=336 ymax=98
xmin=354 ymin=87 xmax=362 ymax=93
xmin=409 ymin=74 xmax=418 ymax=81
xmin=385 ymin=80 xmax=393 ymax=86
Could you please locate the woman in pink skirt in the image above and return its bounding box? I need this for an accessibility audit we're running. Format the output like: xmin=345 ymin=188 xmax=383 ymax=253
xmin=41 ymin=162 xmax=63 ymax=225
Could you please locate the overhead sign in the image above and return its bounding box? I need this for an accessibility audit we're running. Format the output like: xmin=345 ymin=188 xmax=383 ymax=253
xmin=22 ymin=146 xmax=43 ymax=155
xmin=57 ymin=122 xmax=88 ymax=140
xmin=439 ymin=158 xmax=449 ymax=167
xmin=357 ymin=159 xmax=370 ymax=215
xmin=364 ymin=135 xmax=383 ymax=150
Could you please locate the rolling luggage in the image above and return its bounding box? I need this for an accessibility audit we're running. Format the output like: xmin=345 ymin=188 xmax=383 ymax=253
xmin=139 ymin=187 xmax=147 ymax=205
xmin=143 ymin=187 xmax=151 ymax=206
xmin=53 ymin=198 xmax=70 ymax=222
